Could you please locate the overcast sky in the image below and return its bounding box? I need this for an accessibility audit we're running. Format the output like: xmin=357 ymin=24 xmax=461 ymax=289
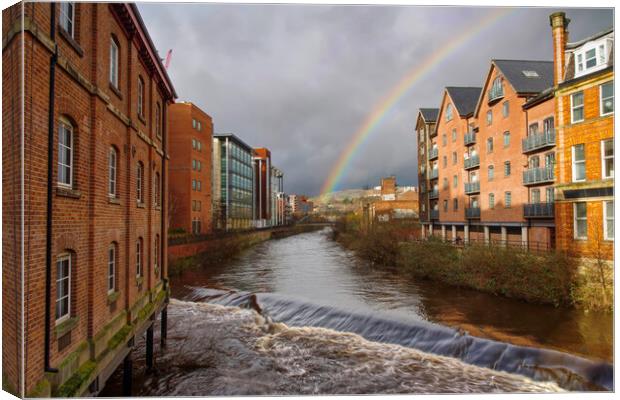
xmin=138 ymin=3 xmax=612 ymax=196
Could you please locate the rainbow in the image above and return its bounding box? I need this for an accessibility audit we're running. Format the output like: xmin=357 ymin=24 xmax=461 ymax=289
xmin=320 ymin=7 xmax=514 ymax=196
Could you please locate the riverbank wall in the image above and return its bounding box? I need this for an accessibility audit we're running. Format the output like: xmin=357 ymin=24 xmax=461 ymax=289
xmin=168 ymin=224 xmax=325 ymax=275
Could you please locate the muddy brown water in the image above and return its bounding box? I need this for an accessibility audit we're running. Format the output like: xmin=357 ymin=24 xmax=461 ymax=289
xmin=100 ymin=228 xmax=613 ymax=395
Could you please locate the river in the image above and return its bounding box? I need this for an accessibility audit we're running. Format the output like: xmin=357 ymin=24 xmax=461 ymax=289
xmin=101 ymin=228 xmax=613 ymax=395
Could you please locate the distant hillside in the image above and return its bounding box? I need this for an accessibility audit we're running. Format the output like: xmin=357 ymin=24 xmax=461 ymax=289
xmin=310 ymin=188 xmax=380 ymax=205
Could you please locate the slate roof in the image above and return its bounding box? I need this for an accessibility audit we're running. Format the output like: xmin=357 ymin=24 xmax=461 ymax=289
xmin=493 ymin=60 xmax=554 ymax=95
xmin=566 ymin=27 xmax=614 ymax=50
xmin=419 ymin=108 xmax=439 ymax=122
xmin=445 ymin=87 xmax=482 ymax=117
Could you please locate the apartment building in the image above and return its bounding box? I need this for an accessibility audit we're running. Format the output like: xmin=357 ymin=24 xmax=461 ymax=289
xmin=253 ymin=148 xmax=272 ymax=227
xmin=550 ymin=13 xmax=614 ymax=260
xmin=168 ymin=102 xmax=213 ymax=235
xmin=212 ymin=133 xmax=255 ymax=231
xmin=415 ymin=108 xmax=438 ymax=224
xmin=2 ymin=3 xmax=175 ymax=396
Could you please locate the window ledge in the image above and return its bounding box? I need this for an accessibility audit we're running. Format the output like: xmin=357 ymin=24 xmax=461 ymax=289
xmin=154 ymin=205 xmax=161 ymax=211
xmin=56 ymin=186 xmax=81 ymax=199
xmin=55 ymin=316 xmax=79 ymax=338
xmin=107 ymin=291 xmax=120 ymax=305
xmin=109 ymin=83 xmax=123 ymax=100
xmin=58 ymin=26 xmax=84 ymax=57
xmin=108 ymin=197 xmax=121 ymax=205
xmin=137 ymin=202 xmax=145 ymax=209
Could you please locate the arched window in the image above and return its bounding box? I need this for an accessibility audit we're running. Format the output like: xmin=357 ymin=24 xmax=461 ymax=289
xmin=445 ymin=103 xmax=453 ymax=121
xmin=109 ymin=36 xmax=119 ymax=87
xmin=109 ymin=147 xmax=117 ymax=197
xmin=136 ymin=162 xmax=144 ymax=203
xmin=154 ymin=172 xmax=160 ymax=207
xmin=108 ymin=243 xmax=116 ymax=294
xmin=58 ymin=118 xmax=74 ymax=187
xmin=136 ymin=238 xmax=143 ymax=277
xmin=56 ymin=253 xmax=72 ymax=323
xmin=137 ymin=76 xmax=144 ymax=117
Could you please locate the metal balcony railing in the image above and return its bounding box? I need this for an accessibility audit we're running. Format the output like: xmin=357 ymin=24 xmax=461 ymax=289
xmin=430 ymin=210 xmax=439 ymax=220
xmin=429 ymin=169 xmax=439 ymax=180
xmin=465 ymin=207 xmax=481 ymax=218
xmin=464 ymin=181 xmax=480 ymax=194
xmin=488 ymin=85 xmax=504 ymax=102
xmin=522 ymin=130 xmax=556 ymax=153
xmin=429 ymin=147 xmax=439 ymax=160
xmin=523 ymin=166 xmax=554 ymax=185
xmin=464 ymin=155 xmax=480 ymax=169
xmin=524 ymin=202 xmax=554 ymax=218
xmin=428 ymin=189 xmax=439 ymax=199
xmin=464 ymin=132 xmax=476 ymax=145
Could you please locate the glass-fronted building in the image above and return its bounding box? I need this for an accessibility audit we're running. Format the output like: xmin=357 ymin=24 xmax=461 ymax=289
xmin=213 ymin=133 xmax=255 ymax=230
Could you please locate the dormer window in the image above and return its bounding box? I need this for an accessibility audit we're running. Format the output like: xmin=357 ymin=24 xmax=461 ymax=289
xmin=574 ymin=38 xmax=612 ymax=78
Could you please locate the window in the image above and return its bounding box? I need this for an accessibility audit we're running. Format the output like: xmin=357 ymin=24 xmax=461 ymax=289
xmin=488 ymin=165 xmax=494 ymax=181
xmin=197 ymin=121 xmax=202 ymax=131
xmin=452 ymin=151 xmax=457 ymax=165
xmin=154 ymin=172 xmax=160 ymax=206
xmin=543 ymin=117 xmax=554 ymax=134
xmin=108 ymin=147 xmax=117 ymax=197
xmin=545 ymin=152 xmax=555 ymax=168
xmin=443 ymin=178 xmax=448 ymax=190
xmin=192 ymin=159 xmax=196 ymax=170
xmin=192 ymin=200 xmax=197 ymax=211
xmin=601 ymin=139 xmax=614 ymax=179
xmin=529 ymin=155 xmax=540 ymax=168
xmin=136 ymin=162 xmax=144 ymax=202
xmin=446 ymin=103 xmax=453 ymax=121
xmin=442 ymin=134 xmax=447 ymax=146
xmin=197 ymin=161 xmax=202 ymax=171
xmin=504 ymin=191 xmax=511 ymax=208
xmin=504 ymin=161 xmax=511 ymax=177
xmin=600 ymin=81 xmax=614 ymax=115
xmin=443 ymin=199 xmax=448 ymax=212
xmin=503 ymin=131 xmax=510 ymax=147
xmin=192 ymin=119 xmax=196 ymax=129
xmin=487 ymin=137 xmax=493 ymax=153
xmin=488 ymin=193 xmax=495 ymax=209
xmin=192 ymin=138 xmax=196 ymax=149
xmin=585 ymin=48 xmax=597 ymax=68
xmin=604 ymin=201 xmax=614 ymax=240
xmin=572 ymin=144 xmax=586 ymax=182
xmin=108 ymin=244 xmax=116 ymax=294
xmin=56 ymin=254 xmax=71 ymax=323
xmin=197 ymin=141 xmax=201 ymax=151
xmin=58 ymin=119 xmax=73 ymax=187
xmin=574 ymin=202 xmax=587 ymax=239
xmin=529 ymin=122 xmax=539 ymax=136
xmin=443 ymin=156 xmax=447 ymax=168
xmin=576 ymin=53 xmax=583 ymax=73
xmin=154 ymin=235 xmax=160 ymax=275
xmin=192 ymin=179 xmax=196 ymax=191
xmin=136 ymin=239 xmax=143 ymax=277
xmin=59 ymin=2 xmax=75 ymax=38
xmin=489 ymin=76 xmax=503 ymax=101
xmin=546 ymin=187 xmax=555 ymax=202
xmin=486 ymin=110 xmax=492 ymax=125
xmin=571 ymin=92 xmax=584 ymax=123
xmin=502 ymin=101 xmax=509 ymax=117
xmin=137 ymin=77 xmax=144 ymax=117
xmin=452 ymin=129 xmax=457 ymax=142
xmin=531 ymin=189 xmax=541 ymax=204
xmin=197 ymin=180 xmax=202 ymax=191
xmin=453 ymin=175 xmax=458 ymax=188
xmin=155 ymin=103 xmax=162 ymax=138
xmin=453 ymin=198 xmax=458 ymax=211
xmin=109 ymin=38 xmax=119 ymax=87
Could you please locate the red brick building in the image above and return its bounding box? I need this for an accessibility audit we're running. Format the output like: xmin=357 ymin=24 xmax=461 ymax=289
xmin=550 ymin=13 xmax=614 ymax=260
xmin=253 ymin=147 xmax=272 ymax=227
xmin=2 ymin=2 xmax=175 ymax=396
xmin=168 ymin=102 xmax=213 ymax=235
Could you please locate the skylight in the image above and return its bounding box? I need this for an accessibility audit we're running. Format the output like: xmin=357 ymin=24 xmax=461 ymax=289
xmin=522 ymin=70 xmax=540 ymax=78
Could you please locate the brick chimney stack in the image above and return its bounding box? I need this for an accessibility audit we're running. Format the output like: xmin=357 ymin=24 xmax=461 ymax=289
xmin=550 ymin=12 xmax=570 ymax=86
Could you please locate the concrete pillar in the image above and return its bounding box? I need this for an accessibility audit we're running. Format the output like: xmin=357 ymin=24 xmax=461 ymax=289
xmin=464 ymin=225 xmax=470 ymax=244
xmin=122 ymin=352 xmax=133 ymax=396
xmin=160 ymin=307 xmax=167 ymax=347
xmin=146 ymin=325 xmax=154 ymax=371
xmin=484 ymin=226 xmax=490 ymax=245
xmin=452 ymin=225 xmax=457 ymax=242
xmin=521 ymin=226 xmax=528 ymax=249
xmin=441 ymin=225 xmax=447 ymax=241
xmin=429 ymin=223 xmax=434 ymax=236
xmin=501 ymin=226 xmax=507 ymax=247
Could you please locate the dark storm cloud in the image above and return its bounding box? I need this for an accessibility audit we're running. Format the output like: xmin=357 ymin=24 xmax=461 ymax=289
xmin=138 ymin=3 xmax=612 ymax=195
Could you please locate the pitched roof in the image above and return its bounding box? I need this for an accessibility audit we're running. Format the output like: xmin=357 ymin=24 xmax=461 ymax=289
xmin=445 ymin=87 xmax=482 ymax=117
xmin=419 ymin=108 xmax=439 ymax=122
xmin=493 ymin=60 xmax=554 ymax=95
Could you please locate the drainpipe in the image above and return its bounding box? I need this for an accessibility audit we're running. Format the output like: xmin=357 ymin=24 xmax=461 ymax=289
xmin=161 ymin=102 xmax=168 ymax=292
xmin=44 ymin=2 xmax=59 ymax=373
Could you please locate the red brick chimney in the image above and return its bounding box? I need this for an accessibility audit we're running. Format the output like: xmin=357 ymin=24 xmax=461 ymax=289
xmin=550 ymin=12 xmax=570 ymax=86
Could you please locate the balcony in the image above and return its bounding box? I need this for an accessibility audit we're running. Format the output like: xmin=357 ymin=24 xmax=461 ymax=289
xmin=464 ymin=181 xmax=480 ymax=194
xmin=430 ymin=210 xmax=439 ymax=220
xmin=465 ymin=207 xmax=481 ymax=219
xmin=523 ymin=166 xmax=554 ymax=185
xmin=464 ymin=132 xmax=476 ymax=145
xmin=522 ymin=130 xmax=556 ymax=153
xmin=429 ymin=169 xmax=439 ymax=180
xmin=524 ymin=202 xmax=554 ymax=218
xmin=429 ymin=147 xmax=439 ymax=160
xmin=428 ymin=189 xmax=439 ymax=199
xmin=464 ymin=155 xmax=480 ymax=169
xmin=488 ymin=85 xmax=504 ymax=103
